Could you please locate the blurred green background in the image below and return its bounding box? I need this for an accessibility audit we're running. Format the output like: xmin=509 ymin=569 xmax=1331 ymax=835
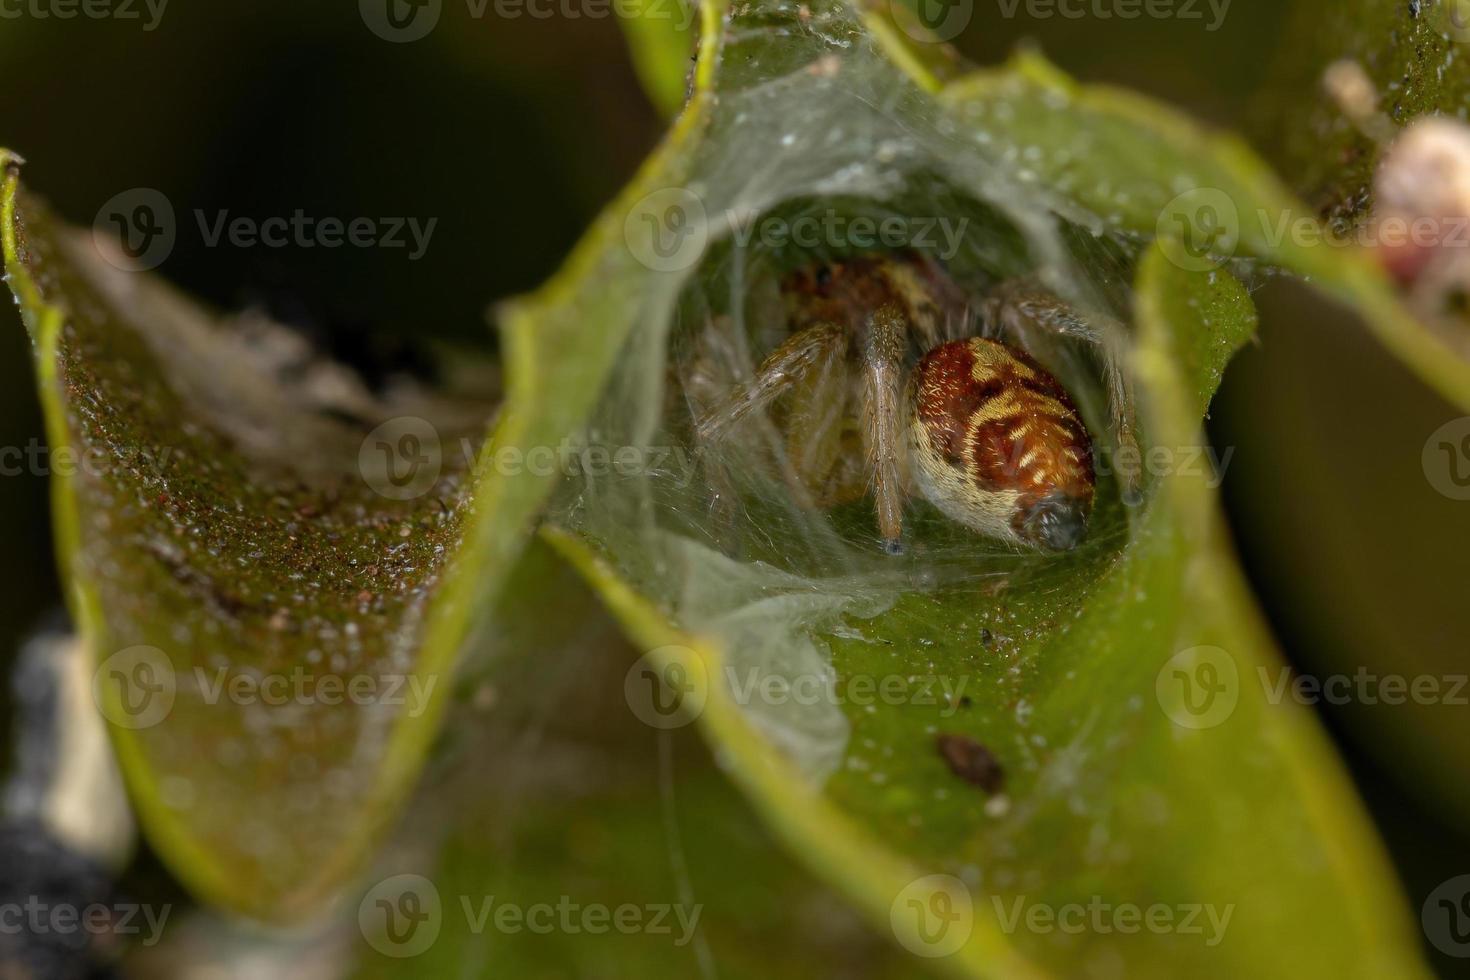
xmin=1 ymin=0 xmax=1466 ymax=975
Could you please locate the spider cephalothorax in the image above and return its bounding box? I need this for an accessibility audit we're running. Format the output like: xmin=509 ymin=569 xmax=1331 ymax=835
xmin=688 ymin=251 xmax=1130 ymax=553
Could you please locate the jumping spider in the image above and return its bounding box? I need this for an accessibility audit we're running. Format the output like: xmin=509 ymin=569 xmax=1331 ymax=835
xmin=686 ymin=251 xmax=1136 ymax=554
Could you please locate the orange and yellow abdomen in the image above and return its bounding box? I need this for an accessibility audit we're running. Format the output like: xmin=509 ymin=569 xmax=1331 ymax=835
xmin=909 ymin=338 xmax=1094 ymax=550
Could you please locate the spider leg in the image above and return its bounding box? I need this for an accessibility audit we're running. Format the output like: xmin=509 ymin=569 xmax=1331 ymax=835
xmin=862 ymin=302 xmax=909 ymax=553
xmin=695 ymin=323 xmax=845 ymax=442
xmin=783 ymin=329 xmax=852 ymax=501
xmin=693 ymin=320 xmax=851 ymax=513
xmin=982 ymin=279 xmax=1141 ymax=496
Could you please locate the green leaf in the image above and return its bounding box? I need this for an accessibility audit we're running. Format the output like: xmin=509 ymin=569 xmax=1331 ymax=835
xmin=616 ymin=0 xmax=705 ymax=117
xmin=530 ymin=4 xmax=1431 ymax=976
xmin=1253 ymin=0 xmax=1470 ymax=222
xmin=0 ymin=158 xmax=479 ymax=918
xmin=350 ymin=536 xmax=938 ymax=979
xmin=938 ymin=48 xmax=1470 ymax=413
xmin=947 ymin=20 xmax=1470 ymax=836
xmin=0 ymin=116 xmax=688 ymax=916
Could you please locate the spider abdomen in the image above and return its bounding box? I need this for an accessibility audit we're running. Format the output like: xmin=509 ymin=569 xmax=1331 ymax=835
xmin=909 ymin=338 xmax=1095 ymax=551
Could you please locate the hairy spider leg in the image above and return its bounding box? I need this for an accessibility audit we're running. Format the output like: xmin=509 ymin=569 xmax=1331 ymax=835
xmin=863 ymin=302 xmax=910 ymax=552
xmin=694 ymin=321 xmax=852 ymax=512
xmin=695 ymin=322 xmax=846 ymax=442
xmin=780 ymin=328 xmax=856 ymax=505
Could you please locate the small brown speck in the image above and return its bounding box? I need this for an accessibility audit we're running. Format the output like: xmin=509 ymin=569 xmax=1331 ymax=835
xmin=936 ymin=733 xmax=1004 ymax=794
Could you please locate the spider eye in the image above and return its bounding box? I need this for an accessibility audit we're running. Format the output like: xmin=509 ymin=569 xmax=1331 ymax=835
xmin=814 ymin=266 xmax=833 ymax=288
